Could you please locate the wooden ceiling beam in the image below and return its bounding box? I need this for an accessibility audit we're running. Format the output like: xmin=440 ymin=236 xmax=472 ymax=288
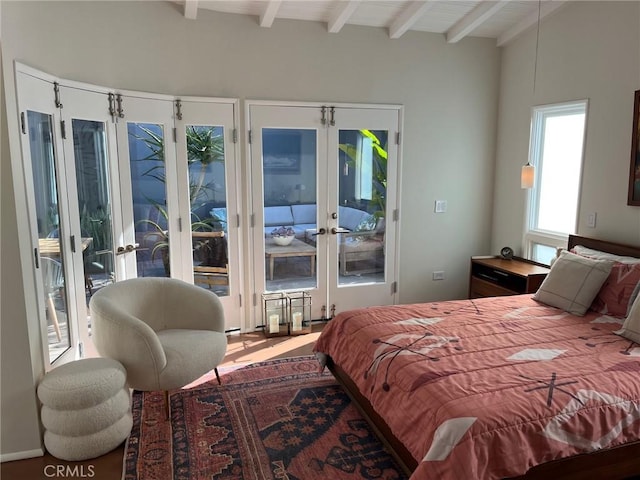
xmin=446 ymin=0 xmax=510 ymax=44
xmin=328 ymin=0 xmax=361 ymax=33
xmin=260 ymin=0 xmax=282 ymax=28
xmin=497 ymin=1 xmax=566 ymax=47
xmin=389 ymin=1 xmax=436 ymax=39
xmin=184 ymin=0 xmax=198 ymax=20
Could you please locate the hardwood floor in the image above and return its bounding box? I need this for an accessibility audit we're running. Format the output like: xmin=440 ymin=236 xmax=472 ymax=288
xmin=1 ymin=326 xmax=324 ymax=480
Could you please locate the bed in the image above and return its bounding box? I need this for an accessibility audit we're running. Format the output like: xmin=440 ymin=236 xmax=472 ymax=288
xmin=314 ymin=235 xmax=640 ymax=480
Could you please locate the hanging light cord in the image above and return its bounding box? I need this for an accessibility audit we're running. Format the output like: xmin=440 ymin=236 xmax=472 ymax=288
xmin=533 ymin=0 xmax=542 ymax=94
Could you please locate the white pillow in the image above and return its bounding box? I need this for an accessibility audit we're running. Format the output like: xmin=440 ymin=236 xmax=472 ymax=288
xmin=617 ymin=293 xmax=640 ymax=343
xmin=572 ymin=245 xmax=640 ymax=265
xmin=533 ymin=251 xmax=614 ymax=316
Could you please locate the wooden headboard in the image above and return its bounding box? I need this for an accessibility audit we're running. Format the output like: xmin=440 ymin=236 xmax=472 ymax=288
xmin=567 ymin=234 xmax=640 ymax=258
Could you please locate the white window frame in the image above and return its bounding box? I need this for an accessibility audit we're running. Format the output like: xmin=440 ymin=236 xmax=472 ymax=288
xmin=523 ymin=99 xmax=588 ymax=263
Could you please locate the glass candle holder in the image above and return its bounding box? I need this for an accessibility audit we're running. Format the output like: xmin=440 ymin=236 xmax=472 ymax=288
xmin=262 ymin=292 xmax=289 ymax=337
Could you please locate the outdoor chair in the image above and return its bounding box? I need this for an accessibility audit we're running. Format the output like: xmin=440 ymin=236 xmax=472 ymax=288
xmin=41 ymin=256 xmax=63 ymax=342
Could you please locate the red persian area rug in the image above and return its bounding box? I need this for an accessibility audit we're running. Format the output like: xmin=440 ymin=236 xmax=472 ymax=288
xmin=124 ymin=355 xmax=407 ymax=480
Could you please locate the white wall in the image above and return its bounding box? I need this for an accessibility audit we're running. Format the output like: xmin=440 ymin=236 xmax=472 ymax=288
xmin=1 ymin=0 xmax=500 ymax=457
xmin=492 ymin=1 xmax=640 ymax=254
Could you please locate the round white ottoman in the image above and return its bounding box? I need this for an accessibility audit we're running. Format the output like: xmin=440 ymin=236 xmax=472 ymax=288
xmin=37 ymin=358 xmax=132 ymax=461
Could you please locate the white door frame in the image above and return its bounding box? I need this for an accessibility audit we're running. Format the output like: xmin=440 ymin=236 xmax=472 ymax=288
xmin=173 ymin=97 xmax=245 ymax=331
xmin=245 ymin=100 xmax=403 ymax=331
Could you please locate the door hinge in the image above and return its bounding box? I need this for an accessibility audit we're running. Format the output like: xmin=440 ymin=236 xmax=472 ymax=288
xmin=178 ymin=217 xmax=183 ymax=232
xmin=172 ymin=127 xmax=177 ymax=143
xmin=396 ymin=131 xmax=401 ymax=145
xmin=115 ymin=93 xmax=124 ymax=118
xmin=108 ymin=93 xmax=117 ymax=120
xmin=393 ymin=209 xmax=399 ymax=221
xmin=34 ymin=248 xmax=40 ymax=269
xmin=391 ymin=281 xmax=398 ymax=294
xmin=232 ymin=128 xmax=238 ymax=143
xmin=239 ymin=294 xmax=242 ymax=308
xmin=53 ymin=81 xmax=63 ymax=108
xmin=250 ymin=213 xmax=255 ymax=228
xmin=253 ymin=293 xmax=257 ymax=307
xmin=248 ymin=130 xmax=252 ymax=144
xmin=175 ymin=99 xmax=183 ymax=120
xmin=20 ymin=112 xmax=26 ymax=134
xmin=79 ymin=342 xmax=84 ymax=358
xmin=236 ymin=213 xmax=240 ymax=228
xmin=70 ymin=235 xmax=76 ymax=253
xmin=60 ymin=120 xmax=67 ymax=139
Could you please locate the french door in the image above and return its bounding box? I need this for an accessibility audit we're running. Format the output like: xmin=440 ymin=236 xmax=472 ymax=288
xmin=248 ymin=102 xmax=401 ymax=328
xmin=15 ymin=64 xmax=243 ymax=368
xmin=16 ymin=69 xmax=83 ymax=366
xmin=58 ymin=84 xmax=123 ymax=358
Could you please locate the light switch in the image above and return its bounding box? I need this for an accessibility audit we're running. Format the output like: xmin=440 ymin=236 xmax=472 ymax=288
xmin=586 ymin=212 xmax=597 ymax=228
xmin=434 ymin=200 xmax=447 ymax=213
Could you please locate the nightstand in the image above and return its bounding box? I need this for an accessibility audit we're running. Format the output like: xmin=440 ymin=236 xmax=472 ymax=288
xmin=469 ymin=256 xmax=550 ymax=299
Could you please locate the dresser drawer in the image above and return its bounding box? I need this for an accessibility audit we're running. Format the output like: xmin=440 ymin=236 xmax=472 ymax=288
xmin=471 ymin=262 xmax=527 ymax=292
xmin=470 ymin=277 xmax=518 ymax=298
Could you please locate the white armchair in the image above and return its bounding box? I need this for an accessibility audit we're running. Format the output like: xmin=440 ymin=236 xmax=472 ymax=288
xmin=89 ymin=278 xmax=227 ymax=397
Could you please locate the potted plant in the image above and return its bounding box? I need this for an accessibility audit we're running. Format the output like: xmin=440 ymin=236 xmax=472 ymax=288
xmin=339 ymin=129 xmax=388 ymax=222
xmin=132 ymin=125 xmax=226 ymax=274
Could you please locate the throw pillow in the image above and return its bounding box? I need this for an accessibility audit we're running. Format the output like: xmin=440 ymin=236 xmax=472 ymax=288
xmin=616 ymin=294 xmax=640 ymax=344
xmin=590 ymin=263 xmax=640 ymax=317
xmin=533 ymin=251 xmax=614 ymax=316
xmin=571 ymin=245 xmax=640 ymax=265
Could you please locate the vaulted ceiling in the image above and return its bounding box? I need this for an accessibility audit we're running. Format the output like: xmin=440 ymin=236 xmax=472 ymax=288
xmin=177 ymin=0 xmax=566 ymax=46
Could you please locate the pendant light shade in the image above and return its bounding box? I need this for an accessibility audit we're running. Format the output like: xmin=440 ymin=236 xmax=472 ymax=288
xmin=521 ymin=1 xmax=541 ymax=191
xmin=521 ymin=163 xmax=535 ymax=189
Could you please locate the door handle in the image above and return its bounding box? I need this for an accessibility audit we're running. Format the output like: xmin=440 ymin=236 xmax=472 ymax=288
xmin=116 ymin=244 xmax=141 ymax=255
xmin=331 ymin=227 xmax=349 ymax=235
xmin=311 ymin=228 xmax=327 ymax=236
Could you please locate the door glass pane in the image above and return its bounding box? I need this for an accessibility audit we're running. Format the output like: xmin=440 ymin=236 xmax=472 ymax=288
xmin=72 ymin=120 xmax=115 ymax=313
xmin=337 ymin=129 xmax=387 ymax=285
xmin=127 ymin=123 xmax=169 ymax=277
xmin=262 ymin=128 xmax=317 ymax=292
xmin=187 ymin=125 xmax=229 ymax=296
xmin=27 ymin=110 xmax=71 ymax=363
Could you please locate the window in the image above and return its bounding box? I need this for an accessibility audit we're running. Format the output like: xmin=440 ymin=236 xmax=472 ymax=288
xmin=524 ymin=100 xmax=588 ymax=264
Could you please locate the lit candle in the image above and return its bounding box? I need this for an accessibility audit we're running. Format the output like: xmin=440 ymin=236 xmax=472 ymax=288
xmin=292 ymin=312 xmax=303 ymax=331
xmin=269 ymin=314 xmax=279 ymax=334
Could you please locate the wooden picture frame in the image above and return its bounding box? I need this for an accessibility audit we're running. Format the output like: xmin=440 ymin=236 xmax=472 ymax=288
xmin=628 ymin=89 xmax=640 ymax=206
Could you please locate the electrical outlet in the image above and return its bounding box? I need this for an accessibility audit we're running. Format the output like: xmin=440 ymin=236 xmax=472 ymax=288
xmin=434 ymin=200 xmax=447 ymax=213
xmin=432 ymin=271 xmax=445 ymax=280
xmin=586 ymin=212 xmax=597 ymax=228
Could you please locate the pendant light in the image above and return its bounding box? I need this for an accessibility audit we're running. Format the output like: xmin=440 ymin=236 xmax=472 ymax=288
xmin=522 ymin=0 xmax=542 ymax=189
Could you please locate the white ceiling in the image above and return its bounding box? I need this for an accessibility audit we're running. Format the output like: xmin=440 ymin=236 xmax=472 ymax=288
xmin=178 ymin=0 xmax=567 ymax=47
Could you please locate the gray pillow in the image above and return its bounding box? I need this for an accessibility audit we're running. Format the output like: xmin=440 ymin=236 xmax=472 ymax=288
xmin=533 ymin=251 xmax=614 ymax=316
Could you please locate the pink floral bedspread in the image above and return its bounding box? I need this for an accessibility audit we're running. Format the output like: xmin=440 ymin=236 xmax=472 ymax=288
xmin=313 ymin=295 xmax=640 ymax=480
